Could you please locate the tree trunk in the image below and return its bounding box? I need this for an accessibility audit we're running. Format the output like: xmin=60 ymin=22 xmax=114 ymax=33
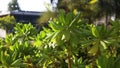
xmin=105 ymin=12 xmax=110 ymax=29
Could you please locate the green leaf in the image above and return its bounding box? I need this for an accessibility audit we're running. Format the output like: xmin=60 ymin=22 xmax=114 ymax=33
xmin=58 ymin=10 xmax=66 ymax=24
xmin=69 ymin=12 xmax=80 ymax=27
xmin=1 ymin=51 xmax=6 ymax=65
xmin=51 ymin=31 xmax=61 ymax=42
xmin=97 ymin=56 xmax=107 ymax=68
xmin=49 ymin=21 xmax=61 ymax=31
xmin=100 ymin=41 xmax=107 ymax=49
xmin=39 ymin=31 xmax=46 ymax=39
xmin=114 ymin=57 xmax=120 ymax=68
xmin=65 ymin=12 xmax=73 ymax=25
xmin=88 ymin=45 xmax=98 ymax=55
xmin=11 ymin=58 xmax=22 ymax=66
xmin=62 ymin=30 xmax=70 ymax=42
xmin=97 ymin=56 xmax=114 ymax=68
xmin=91 ymin=25 xmax=99 ymax=38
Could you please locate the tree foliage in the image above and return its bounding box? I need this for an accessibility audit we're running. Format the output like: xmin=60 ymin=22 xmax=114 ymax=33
xmin=0 ymin=15 xmax=16 ymax=32
xmin=53 ymin=0 xmax=120 ymax=23
xmin=8 ymin=0 xmax=21 ymax=11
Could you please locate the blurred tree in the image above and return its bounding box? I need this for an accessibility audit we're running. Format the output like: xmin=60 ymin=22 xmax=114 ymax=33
xmin=114 ymin=0 xmax=120 ymax=19
xmin=47 ymin=0 xmax=120 ymax=24
xmin=8 ymin=0 xmax=21 ymax=11
xmin=56 ymin=0 xmax=100 ymax=23
xmin=0 ymin=15 xmax=16 ymax=32
xmin=49 ymin=0 xmax=98 ymax=24
xmin=37 ymin=1 xmax=57 ymax=26
xmin=98 ymin=0 xmax=115 ymax=25
xmin=37 ymin=11 xmax=56 ymax=26
xmin=56 ymin=0 xmax=120 ymax=23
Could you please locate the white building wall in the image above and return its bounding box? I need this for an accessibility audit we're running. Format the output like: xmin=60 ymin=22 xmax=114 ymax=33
xmin=0 ymin=29 xmax=6 ymax=38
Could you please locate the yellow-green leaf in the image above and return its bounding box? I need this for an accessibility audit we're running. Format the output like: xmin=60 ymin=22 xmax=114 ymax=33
xmin=88 ymin=45 xmax=98 ymax=55
xmin=91 ymin=25 xmax=99 ymax=37
xmin=100 ymin=41 xmax=107 ymax=49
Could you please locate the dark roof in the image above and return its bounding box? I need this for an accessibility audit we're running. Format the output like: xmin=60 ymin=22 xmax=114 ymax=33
xmin=0 ymin=10 xmax=43 ymax=16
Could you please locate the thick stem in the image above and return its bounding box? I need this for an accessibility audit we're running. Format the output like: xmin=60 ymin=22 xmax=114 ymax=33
xmin=54 ymin=61 xmax=58 ymax=68
xmin=67 ymin=52 xmax=71 ymax=68
xmin=66 ymin=42 xmax=71 ymax=68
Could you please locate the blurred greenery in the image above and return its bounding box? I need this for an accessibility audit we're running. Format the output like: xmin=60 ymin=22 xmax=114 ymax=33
xmin=0 ymin=15 xmax=16 ymax=32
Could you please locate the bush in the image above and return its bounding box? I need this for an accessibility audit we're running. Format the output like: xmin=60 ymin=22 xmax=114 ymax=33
xmin=0 ymin=11 xmax=120 ymax=68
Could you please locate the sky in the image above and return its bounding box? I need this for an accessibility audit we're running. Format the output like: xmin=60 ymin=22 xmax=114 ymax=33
xmin=0 ymin=0 xmax=55 ymax=12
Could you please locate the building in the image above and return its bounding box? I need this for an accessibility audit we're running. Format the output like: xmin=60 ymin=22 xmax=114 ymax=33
xmin=0 ymin=10 xmax=44 ymax=38
xmin=0 ymin=29 xmax=6 ymax=38
xmin=0 ymin=10 xmax=43 ymax=25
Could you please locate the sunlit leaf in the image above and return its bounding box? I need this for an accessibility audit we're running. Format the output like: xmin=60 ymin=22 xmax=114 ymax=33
xmin=88 ymin=45 xmax=98 ymax=55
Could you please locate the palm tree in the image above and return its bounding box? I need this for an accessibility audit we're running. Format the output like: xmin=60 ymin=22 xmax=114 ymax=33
xmin=98 ymin=0 xmax=115 ymax=25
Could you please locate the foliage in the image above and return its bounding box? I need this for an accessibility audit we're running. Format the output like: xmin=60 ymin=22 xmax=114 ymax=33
xmin=8 ymin=0 xmax=21 ymax=11
xmin=1 ymin=11 xmax=120 ymax=68
xmin=37 ymin=11 xmax=56 ymax=25
xmin=51 ymin=0 xmax=120 ymax=24
xmin=0 ymin=15 xmax=16 ymax=32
